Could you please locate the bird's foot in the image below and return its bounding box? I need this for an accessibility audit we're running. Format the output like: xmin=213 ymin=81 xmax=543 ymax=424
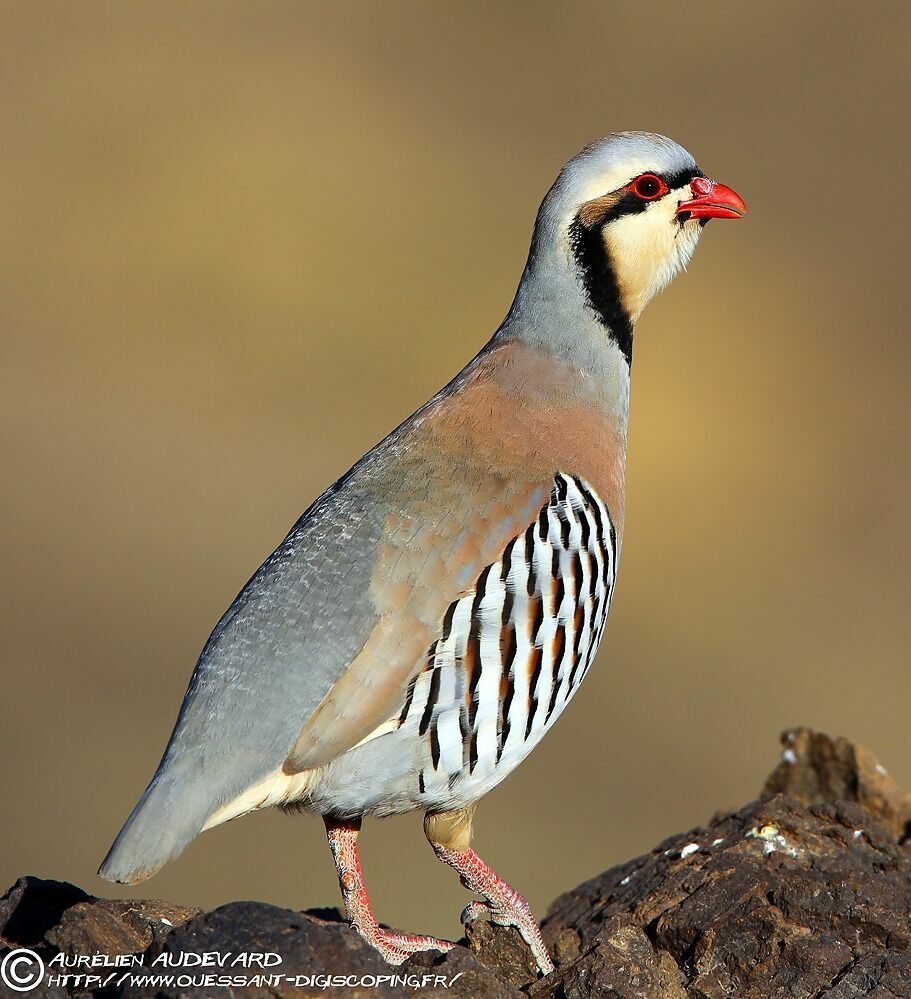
xmin=352 ymin=921 xmax=455 ymax=966
xmin=436 ymin=845 xmax=554 ymax=975
xmin=460 ymin=894 xmax=554 ymax=975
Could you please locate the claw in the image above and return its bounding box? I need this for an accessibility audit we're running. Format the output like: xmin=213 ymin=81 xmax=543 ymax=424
xmin=435 ymin=844 xmax=555 ymax=975
xmin=367 ymin=928 xmax=455 ymax=966
xmin=460 ymin=899 xmax=490 ymax=924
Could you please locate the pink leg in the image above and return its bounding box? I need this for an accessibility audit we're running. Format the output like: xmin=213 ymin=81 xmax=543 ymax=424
xmin=431 ymin=844 xmax=554 ymax=975
xmin=324 ymin=817 xmax=454 ymax=965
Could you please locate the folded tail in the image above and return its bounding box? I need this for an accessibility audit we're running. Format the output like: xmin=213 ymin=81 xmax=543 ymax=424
xmin=97 ymin=759 xmax=214 ymax=885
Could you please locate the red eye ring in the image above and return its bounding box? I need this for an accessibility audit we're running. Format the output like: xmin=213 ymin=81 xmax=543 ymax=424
xmin=631 ymin=173 xmax=668 ymax=201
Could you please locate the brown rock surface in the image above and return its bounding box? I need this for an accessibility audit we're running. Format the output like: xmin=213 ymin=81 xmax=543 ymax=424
xmin=2 ymin=730 xmax=909 ymax=998
xmin=537 ymin=795 xmax=910 ymax=998
xmin=763 ymin=727 xmax=911 ymax=844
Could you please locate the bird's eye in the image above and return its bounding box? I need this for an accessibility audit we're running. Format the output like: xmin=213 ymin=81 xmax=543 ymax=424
xmin=631 ymin=174 xmax=668 ymax=200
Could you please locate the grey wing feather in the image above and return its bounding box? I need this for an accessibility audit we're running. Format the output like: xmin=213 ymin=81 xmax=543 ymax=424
xmin=98 ymin=461 xmax=387 ymax=883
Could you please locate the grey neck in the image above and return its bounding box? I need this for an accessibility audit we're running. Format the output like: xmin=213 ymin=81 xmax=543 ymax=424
xmin=490 ymin=224 xmax=632 ymax=424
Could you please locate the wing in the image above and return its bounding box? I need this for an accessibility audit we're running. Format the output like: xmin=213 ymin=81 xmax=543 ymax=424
xmin=146 ymin=410 xmax=553 ymax=801
xmin=280 ymin=458 xmax=552 ymax=772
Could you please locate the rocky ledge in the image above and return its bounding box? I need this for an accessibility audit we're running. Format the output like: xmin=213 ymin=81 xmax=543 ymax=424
xmin=2 ymin=729 xmax=910 ymax=998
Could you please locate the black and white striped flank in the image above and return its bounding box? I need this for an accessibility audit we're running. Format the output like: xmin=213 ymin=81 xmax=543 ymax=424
xmin=398 ymin=473 xmax=618 ymax=804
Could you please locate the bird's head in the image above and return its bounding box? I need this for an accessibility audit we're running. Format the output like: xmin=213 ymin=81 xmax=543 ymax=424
xmin=520 ymin=132 xmax=745 ymax=353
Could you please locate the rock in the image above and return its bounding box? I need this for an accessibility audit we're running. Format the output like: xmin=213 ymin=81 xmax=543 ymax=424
xmin=0 ymin=877 xmax=199 ymax=961
xmin=764 ymin=727 xmax=911 ymax=844
xmin=48 ymin=898 xmax=201 ymax=960
xmin=530 ymin=915 xmax=687 ymax=999
xmin=538 ymin=731 xmax=911 ymax=998
xmin=0 ymin=878 xmax=90 ymax=951
xmin=1 ymin=729 xmax=909 ymax=998
xmin=462 ymin=917 xmax=541 ymax=988
xmin=116 ymin=902 xmax=518 ymax=999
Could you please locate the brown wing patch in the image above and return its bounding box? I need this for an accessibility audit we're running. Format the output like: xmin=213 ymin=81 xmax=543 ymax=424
xmin=284 ymin=616 xmax=431 ymax=772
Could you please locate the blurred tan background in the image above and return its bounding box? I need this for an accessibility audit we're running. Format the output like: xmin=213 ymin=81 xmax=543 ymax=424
xmin=2 ymin=1 xmax=909 ymax=941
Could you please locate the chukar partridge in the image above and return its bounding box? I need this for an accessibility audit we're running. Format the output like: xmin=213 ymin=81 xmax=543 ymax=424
xmin=100 ymin=132 xmax=746 ymax=975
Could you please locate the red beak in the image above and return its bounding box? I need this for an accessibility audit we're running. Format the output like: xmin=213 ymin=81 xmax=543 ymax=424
xmin=676 ymin=176 xmax=747 ymax=221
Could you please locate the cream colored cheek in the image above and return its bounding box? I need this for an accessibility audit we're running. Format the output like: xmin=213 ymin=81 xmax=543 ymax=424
xmin=603 ymin=211 xmax=675 ymax=318
xmin=604 ymin=200 xmax=697 ymax=319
